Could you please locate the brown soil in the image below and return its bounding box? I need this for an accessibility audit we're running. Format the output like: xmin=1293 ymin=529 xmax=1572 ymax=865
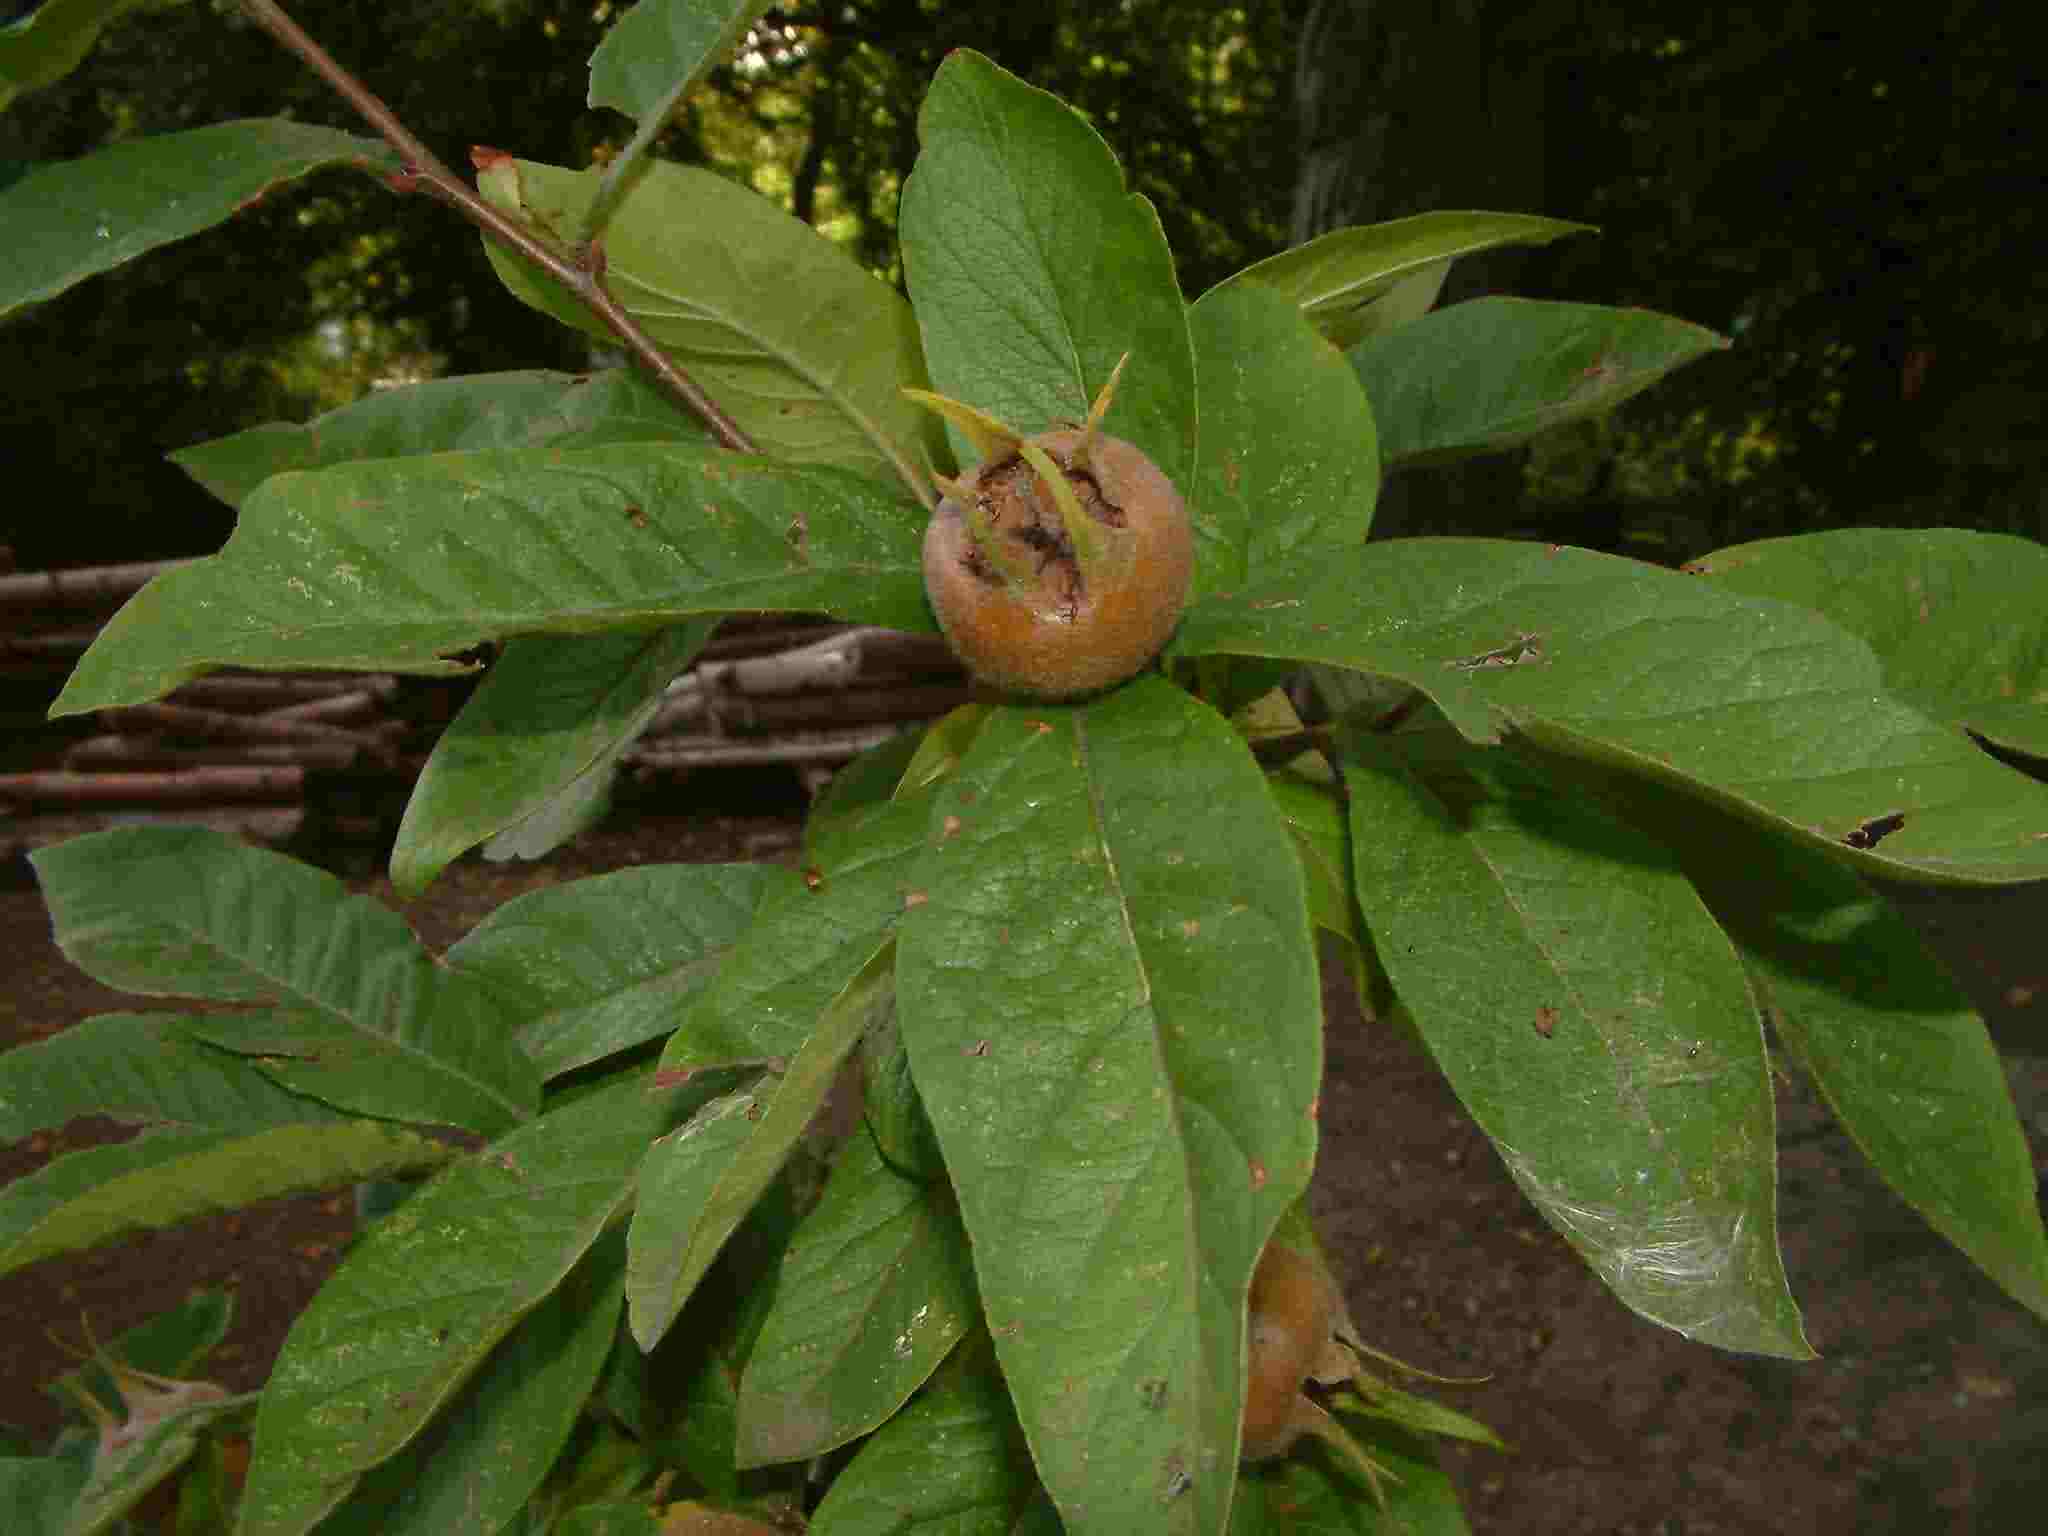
xmin=3 ymin=813 xmax=2045 ymax=1533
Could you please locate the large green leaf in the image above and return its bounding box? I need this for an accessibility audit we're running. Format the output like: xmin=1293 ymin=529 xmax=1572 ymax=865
xmin=32 ymin=827 xmax=539 ymax=1133
xmin=587 ymin=0 xmax=775 ymax=122
xmin=1691 ymin=528 xmax=2048 ymax=761
xmin=736 ymin=1120 xmax=977 ymax=1465
xmin=0 ymin=1121 xmax=449 ymax=1277
xmin=1187 ymin=281 xmax=1379 ymax=595
xmin=1168 ymin=540 xmax=2048 ymax=885
xmin=898 ymin=49 xmax=1196 ymax=492
xmin=1348 ymin=298 xmax=1728 ymax=467
xmin=443 ymin=863 xmax=786 ymax=1081
xmin=1339 ymin=730 xmax=1808 ymax=1356
xmin=171 ymin=369 xmax=705 ymax=510
xmin=0 ymin=0 xmax=173 ymax=109
xmin=236 ymin=1072 xmax=706 ymax=1536
xmin=895 ymin=681 xmax=1321 ymax=1536
xmin=658 ymin=789 xmax=928 ymax=1073
xmin=1215 ymin=209 xmax=1592 ymax=350
xmin=308 ymin=1232 xmax=628 ymax=1536
xmin=805 ymin=1336 xmax=1035 ymax=1536
xmin=390 ymin=620 xmax=717 ymax=894
xmin=476 ymin=156 xmax=939 ymax=497
xmin=0 ymin=120 xmax=396 ymax=319
xmin=627 ymin=948 xmax=888 ymax=1350
xmin=52 ymin=443 xmax=930 ymax=717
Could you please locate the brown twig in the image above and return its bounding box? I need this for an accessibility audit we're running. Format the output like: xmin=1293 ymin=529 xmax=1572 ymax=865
xmin=235 ymin=0 xmax=756 ymax=454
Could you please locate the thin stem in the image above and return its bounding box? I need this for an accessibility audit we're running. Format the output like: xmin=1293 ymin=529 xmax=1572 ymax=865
xmin=235 ymin=0 xmax=756 ymax=454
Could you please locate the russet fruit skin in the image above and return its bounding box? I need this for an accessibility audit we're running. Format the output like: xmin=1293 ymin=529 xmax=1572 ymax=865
xmin=1239 ymin=1237 xmax=1338 ymax=1460
xmin=923 ymin=427 xmax=1194 ymax=700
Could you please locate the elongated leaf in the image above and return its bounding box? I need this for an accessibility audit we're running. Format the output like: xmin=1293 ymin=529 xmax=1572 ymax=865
xmin=588 ymin=0 xmax=775 ymax=121
xmin=659 ymin=789 xmax=927 ymax=1072
xmin=1338 ymin=730 xmax=1807 ymax=1356
xmin=1 ymin=1122 xmax=449 ymax=1277
xmin=1348 ymin=298 xmax=1728 ymax=467
xmin=0 ymin=120 xmax=396 ymax=319
xmin=391 ymin=620 xmax=717 ymax=894
xmin=172 ymin=368 xmax=704 ymax=510
xmin=1569 ymin=759 xmax=2048 ymax=1320
xmin=52 ymin=444 xmax=930 ymax=717
xmin=32 ymin=827 xmax=538 ymax=1133
xmin=896 ymin=681 xmax=1321 ymax=1536
xmin=1216 ymin=209 xmax=1592 ymax=350
xmin=477 ymin=155 xmax=939 ymax=497
xmin=43 ymin=1291 xmax=233 ymax=1416
xmin=736 ymin=1122 xmax=977 ymax=1465
xmin=444 ymin=863 xmax=785 ymax=1081
xmin=1691 ymin=528 xmax=2048 ymax=760
xmin=1229 ymin=1426 xmax=1468 ymax=1535
xmin=56 ymin=1390 xmax=242 ymax=1536
xmin=628 ymin=950 xmax=887 ymax=1350
xmin=0 ymin=0 xmax=166 ymax=109
xmin=899 ymin=49 xmax=1196 ymax=492
xmin=806 ymin=1336 xmax=1034 ymax=1536
xmin=237 ymin=1071 xmax=706 ymax=1536
xmin=1168 ymin=540 xmax=2048 ymax=885
xmin=1187 ymin=281 xmax=1378 ymax=595
xmin=310 ymin=1232 xmax=628 ymax=1536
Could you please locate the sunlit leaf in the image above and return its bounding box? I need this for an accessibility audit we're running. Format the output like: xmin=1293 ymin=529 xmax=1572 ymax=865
xmin=587 ymin=0 xmax=776 ymax=122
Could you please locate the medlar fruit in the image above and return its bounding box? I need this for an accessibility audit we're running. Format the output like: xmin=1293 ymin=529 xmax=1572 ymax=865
xmin=910 ymin=359 xmax=1194 ymax=700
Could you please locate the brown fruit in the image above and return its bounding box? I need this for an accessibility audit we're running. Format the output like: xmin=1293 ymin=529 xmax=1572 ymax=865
xmin=1240 ymin=1237 xmax=1340 ymax=1460
xmin=911 ymin=363 xmax=1194 ymax=700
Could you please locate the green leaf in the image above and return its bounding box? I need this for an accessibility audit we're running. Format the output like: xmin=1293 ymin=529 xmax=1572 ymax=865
xmin=444 ymin=863 xmax=785 ymax=1081
xmin=659 ymin=790 xmax=927 ymax=1073
xmin=308 ymin=1232 xmax=628 ymax=1536
xmin=896 ymin=681 xmax=1321 ymax=1536
xmin=42 ymin=1292 xmax=232 ymax=1412
xmin=1348 ymin=298 xmax=1729 ymax=467
xmin=627 ymin=949 xmax=887 ymax=1350
xmin=391 ymin=620 xmax=717 ymax=894
xmin=1169 ymin=540 xmax=2048 ymax=885
xmin=32 ymin=827 xmax=539 ymax=1133
xmin=805 ymin=1336 xmax=1035 ymax=1536
xmin=236 ymin=1071 xmax=704 ymax=1536
xmin=1229 ymin=1426 xmax=1469 ymax=1535
xmin=588 ymin=0 xmax=775 ymax=121
xmin=1338 ymin=731 xmax=1808 ymax=1357
xmin=477 ymin=156 xmax=940 ymax=498
xmin=0 ymin=1441 xmax=94 ymax=1534
xmin=1215 ymin=209 xmax=1593 ymax=350
xmin=554 ymin=1504 xmax=661 ymax=1536
xmin=52 ymin=444 xmax=930 ymax=717
xmin=1691 ymin=528 xmax=2048 ymax=761
xmin=1 ymin=1122 xmax=449 ymax=1277
xmin=172 ymin=369 xmax=705 ymax=510
xmin=0 ymin=120 xmax=397 ymax=320
xmin=899 ymin=49 xmax=1196 ymax=492
xmin=1187 ymin=281 xmax=1378 ymax=596
xmin=736 ymin=1122 xmax=977 ymax=1465
xmin=0 ymin=0 xmax=168 ymax=110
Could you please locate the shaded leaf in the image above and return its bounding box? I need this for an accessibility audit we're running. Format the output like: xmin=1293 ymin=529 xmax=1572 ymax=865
xmin=32 ymin=827 xmax=538 ymax=1133
xmin=1 ymin=1122 xmax=449 ymax=1277
xmin=237 ymin=1071 xmax=708 ymax=1536
xmin=172 ymin=369 xmax=704 ymax=510
xmin=391 ymin=620 xmax=718 ymax=894
xmin=806 ymin=1336 xmax=1035 ymax=1536
xmin=1338 ymin=730 xmax=1807 ymax=1356
xmin=41 ymin=1292 xmax=233 ymax=1413
xmin=0 ymin=120 xmax=396 ymax=319
xmin=1169 ymin=540 xmax=2048 ymax=885
xmin=736 ymin=1123 xmax=977 ymax=1465
xmin=1348 ymin=298 xmax=1728 ymax=467
xmin=627 ymin=950 xmax=887 ymax=1350
xmin=1691 ymin=528 xmax=2048 ymax=761
xmin=896 ymin=681 xmax=1321 ymax=1536
xmin=477 ymin=155 xmax=939 ymax=497
xmin=1187 ymin=282 xmax=1378 ymax=596
xmin=1229 ymin=1425 xmax=1469 ymax=1535
xmin=53 ymin=444 xmax=930 ymax=717
xmin=1214 ymin=210 xmax=1592 ymax=349
xmin=588 ymin=0 xmax=776 ymax=122
xmin=444 ymin=863 xmax=785 ymax=1081
xmin=899 ymin=49 xmax=1196 ymax=492
xmin=555 ymin=1503 xmax=662 ymax=1536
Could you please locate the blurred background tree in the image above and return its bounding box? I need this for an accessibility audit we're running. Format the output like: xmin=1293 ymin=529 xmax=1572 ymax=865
xmin=2 ymin=0 xmax=2039 ymax=572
